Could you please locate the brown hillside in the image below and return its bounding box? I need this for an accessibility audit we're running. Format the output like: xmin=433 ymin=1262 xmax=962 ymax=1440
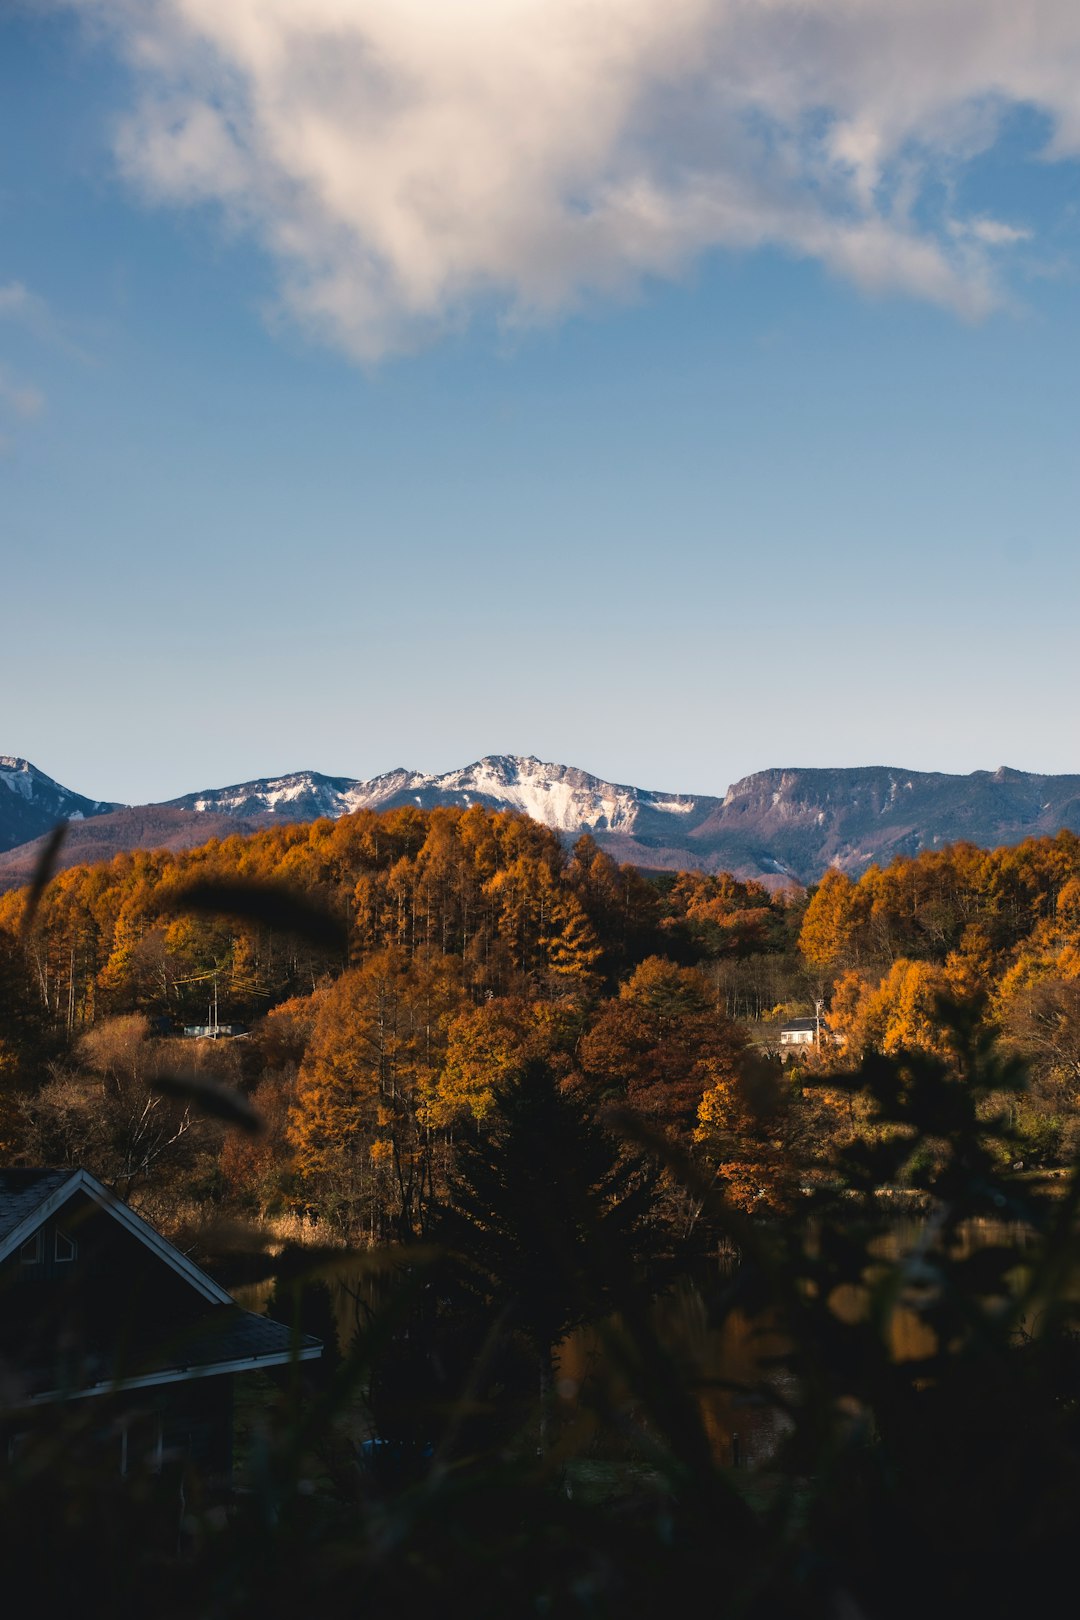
xmin=0 ymin=805 xmax=270 ymax=892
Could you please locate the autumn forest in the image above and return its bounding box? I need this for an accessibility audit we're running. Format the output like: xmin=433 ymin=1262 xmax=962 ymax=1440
xmin=3 ymin=803 xmax=1080 ymax=1241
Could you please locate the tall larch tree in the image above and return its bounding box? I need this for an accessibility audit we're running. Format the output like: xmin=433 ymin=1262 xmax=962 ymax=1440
xmin=290 ymin=946 xmax=466 ymax=1236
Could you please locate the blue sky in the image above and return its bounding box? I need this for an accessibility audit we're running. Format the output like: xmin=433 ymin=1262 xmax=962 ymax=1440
xmin=3 ymin=3 xmax=1080 ymax=805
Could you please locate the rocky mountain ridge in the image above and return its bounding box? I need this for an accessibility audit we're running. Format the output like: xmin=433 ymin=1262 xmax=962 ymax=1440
xmin=3 ymin=754 xmax=1080 ymax=891
xmin=0 ymin=757 xmax=121 ymax=855
xmin=168 ymin=756 xmax=698 ymax=835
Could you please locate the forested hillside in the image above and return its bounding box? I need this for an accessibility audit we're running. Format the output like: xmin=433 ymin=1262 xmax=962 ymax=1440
xmin=2 ymin=804 xmax=1080 ymax=1241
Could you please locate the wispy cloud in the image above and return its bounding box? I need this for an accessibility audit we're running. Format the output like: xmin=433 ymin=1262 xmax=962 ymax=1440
xmin=57 ymin=1 xmax=1080 ymax=359
xmin=0 ymin=283 xmax=31 ymax=317
xmin=967 ymin=219 xmax=1033 ymax=247
xmin=0 ymin=368 xmax=45 ymax=420
xmin=0 ymin=278 xmax=60 ymax=341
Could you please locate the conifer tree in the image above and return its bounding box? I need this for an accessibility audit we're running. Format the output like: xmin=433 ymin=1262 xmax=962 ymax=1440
xmin=439 ymin=1059 xmax=655 ymax=1390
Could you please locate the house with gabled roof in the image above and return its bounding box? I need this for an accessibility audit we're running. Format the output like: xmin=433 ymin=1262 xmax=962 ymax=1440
xmin=0 ymin=1168 xmax=320 ymax=1476
xmin=779 ymin=1016 xmax=821 ymax=1049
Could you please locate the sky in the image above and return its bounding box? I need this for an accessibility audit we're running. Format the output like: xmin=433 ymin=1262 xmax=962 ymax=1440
xmin=3 ymin=1 xmax=1080 ymax=807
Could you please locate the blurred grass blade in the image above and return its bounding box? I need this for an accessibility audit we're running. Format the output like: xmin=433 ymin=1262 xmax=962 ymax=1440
xmin=602 ymin=1103 xmax=758 ymax=1249
xmin=162 ymin=878 xmax=348 ymax=953
xmin=151 ymin=1071 xmax=264 ymax=1133
xmin=19 ymin=820 xmax=67 ymax=940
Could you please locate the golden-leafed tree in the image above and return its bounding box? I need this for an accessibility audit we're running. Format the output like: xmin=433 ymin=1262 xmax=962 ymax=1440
xmin=565 ymin=834 xmax=661 ymax=973
xmin=540 ymin=887 xmax=603 ymax=990
xmin=424 ymin=996 xmax=541 ymax=1128
xmin=289 ymin=947 xmax=465 ymax=1235
xmin=828 ymin=958 xmax=956 ymax=1061
xmin=942 ymin=924 xmax=996 ymax=1002
xmin=480 ymin=855 xmax=600 ymax=988
xmin=694 ymin=1055 xmax=795 ymax=1214
xmin=799 ymin=869 xmax=862 ymax=974
xmin=667 ymin=869 xmax=777 ymax=959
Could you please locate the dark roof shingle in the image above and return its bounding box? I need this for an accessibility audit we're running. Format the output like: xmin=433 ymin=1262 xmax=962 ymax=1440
xmin=0 ymin=1169 xmax=75 ymax=1243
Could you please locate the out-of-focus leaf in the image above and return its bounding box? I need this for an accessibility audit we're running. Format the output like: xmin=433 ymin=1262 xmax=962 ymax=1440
xmin=161 ymin=878 xmax=348 ymax=954
xmin=150 ymin=1071 xmax=264 ymax=1134
xmin=19 ymin=820 xmax=67 ymax=940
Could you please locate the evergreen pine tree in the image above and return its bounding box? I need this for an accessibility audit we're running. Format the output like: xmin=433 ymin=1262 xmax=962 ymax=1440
xmin=439 ymin=1059 xmax=656 ymax=1387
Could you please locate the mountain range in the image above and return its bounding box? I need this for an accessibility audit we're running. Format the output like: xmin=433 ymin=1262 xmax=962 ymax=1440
xmin=3 ymin=753 xmax=1080 ymax=893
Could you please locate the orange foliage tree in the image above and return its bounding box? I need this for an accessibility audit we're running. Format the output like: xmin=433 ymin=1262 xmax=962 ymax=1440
xmin=421 ymin=996 xmax=563 ymax=1129
xmin=799 ymin=869 xmax=862 ymax=974
xmin=579 ymin=956 xmax=747 ymax=1137
xmin=289 ymin=947 xmax=466 ymax=1236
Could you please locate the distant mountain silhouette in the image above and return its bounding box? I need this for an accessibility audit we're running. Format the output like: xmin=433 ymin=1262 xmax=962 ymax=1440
xmin=0 ymin=805 xmax=270 ymax=891
xmin=3 ymin=754 xmax=1080 ymax=891
xmin=0 ymin=757 xmax=120 ymax=857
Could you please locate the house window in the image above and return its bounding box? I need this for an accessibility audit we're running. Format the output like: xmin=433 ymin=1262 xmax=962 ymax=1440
xmin=54 ymin=1229 xmax=77 ymax=1263
xmin=19 ymin=1232 xmax=43 ymax=1265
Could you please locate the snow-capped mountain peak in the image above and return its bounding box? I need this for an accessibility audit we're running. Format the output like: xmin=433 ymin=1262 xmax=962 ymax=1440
xmin=0 ymin=755 xmax=117 ymax=816
xmin=10 ymin=753 xmax=1080 ymax=891
xmin=407 ymin=755 xmax=697 ymax=833
xmin=0 ymin=757 xmax=120 ymax=853
xmin=0 ymin=757 xmax=38 ymax=803
xmin=168 ymin=769 xmax=425 ymax=821
xmin=163 ymin=755 xmax=701 ymax=838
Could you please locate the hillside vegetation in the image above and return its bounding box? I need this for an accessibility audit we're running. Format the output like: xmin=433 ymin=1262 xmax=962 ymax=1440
xmin=1 ymin=805 xmax=1079 ymax=1239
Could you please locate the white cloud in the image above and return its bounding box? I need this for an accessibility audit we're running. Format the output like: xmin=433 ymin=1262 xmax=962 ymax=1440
xmin=0 ymin=280 xmax=58 ymax=337
xmin=0 ymin=371 xmax=45 ymax=420
xmin=964 ymin=218 xmax=1033 ymax=246
xmin=58 ymin=0 xmax=1080 ymax=358
xmin=0 ymin=282 xmax=33 ymax=318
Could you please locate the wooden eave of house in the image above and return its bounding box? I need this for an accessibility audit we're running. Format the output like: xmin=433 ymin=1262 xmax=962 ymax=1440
xmin=0 ymin=1168 xmax=320 ymax=1408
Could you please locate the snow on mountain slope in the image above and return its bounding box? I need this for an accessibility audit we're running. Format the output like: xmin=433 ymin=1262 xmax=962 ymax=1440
xmin=0 ymin=757 xmax=120 ymax=856
xmin=167 ymin=756 xmax=702 ymax=835
xmin=168 ymin=769 xmax=424 ymax=820
xmin=8 ymin=753 xmax=1080 ymax=890
xmin=390 ymin=756 xmax=700 ymax=832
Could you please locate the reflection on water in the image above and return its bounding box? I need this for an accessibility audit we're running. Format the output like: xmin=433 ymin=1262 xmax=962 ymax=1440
xmin=233 ymin=1272 xmax=368 ymax=1355
xmin=236 ymin=1262 xmax=795 ymax=1468
xmin=875 ymin=1218 xmax=1035 ymax=1362
xmin=233 ymin=1277 xmax=275 ymax=1317
xmin=231 ymin=1217 xmax=1036 ymax=1472
xmin=556 ymin=1284 xmax=794 ymax=1471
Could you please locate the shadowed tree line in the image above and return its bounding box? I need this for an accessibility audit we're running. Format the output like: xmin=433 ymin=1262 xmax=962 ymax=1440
xmin=4 ymin=956 xmax=1080 ymax=1616
xmin=4 ymin=863 xmax=1080 ymax=1615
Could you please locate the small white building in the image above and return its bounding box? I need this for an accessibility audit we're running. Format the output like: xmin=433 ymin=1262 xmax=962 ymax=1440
xmin=779 ymin=1012 xmax=834 ymax=1054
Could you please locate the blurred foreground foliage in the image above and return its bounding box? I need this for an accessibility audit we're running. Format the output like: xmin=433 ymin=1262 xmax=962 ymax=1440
xmin=4 ymin=1002 xmax=1080 ymax=1620
xmin=5 ymin=868 xmax=1080 ymax=1619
